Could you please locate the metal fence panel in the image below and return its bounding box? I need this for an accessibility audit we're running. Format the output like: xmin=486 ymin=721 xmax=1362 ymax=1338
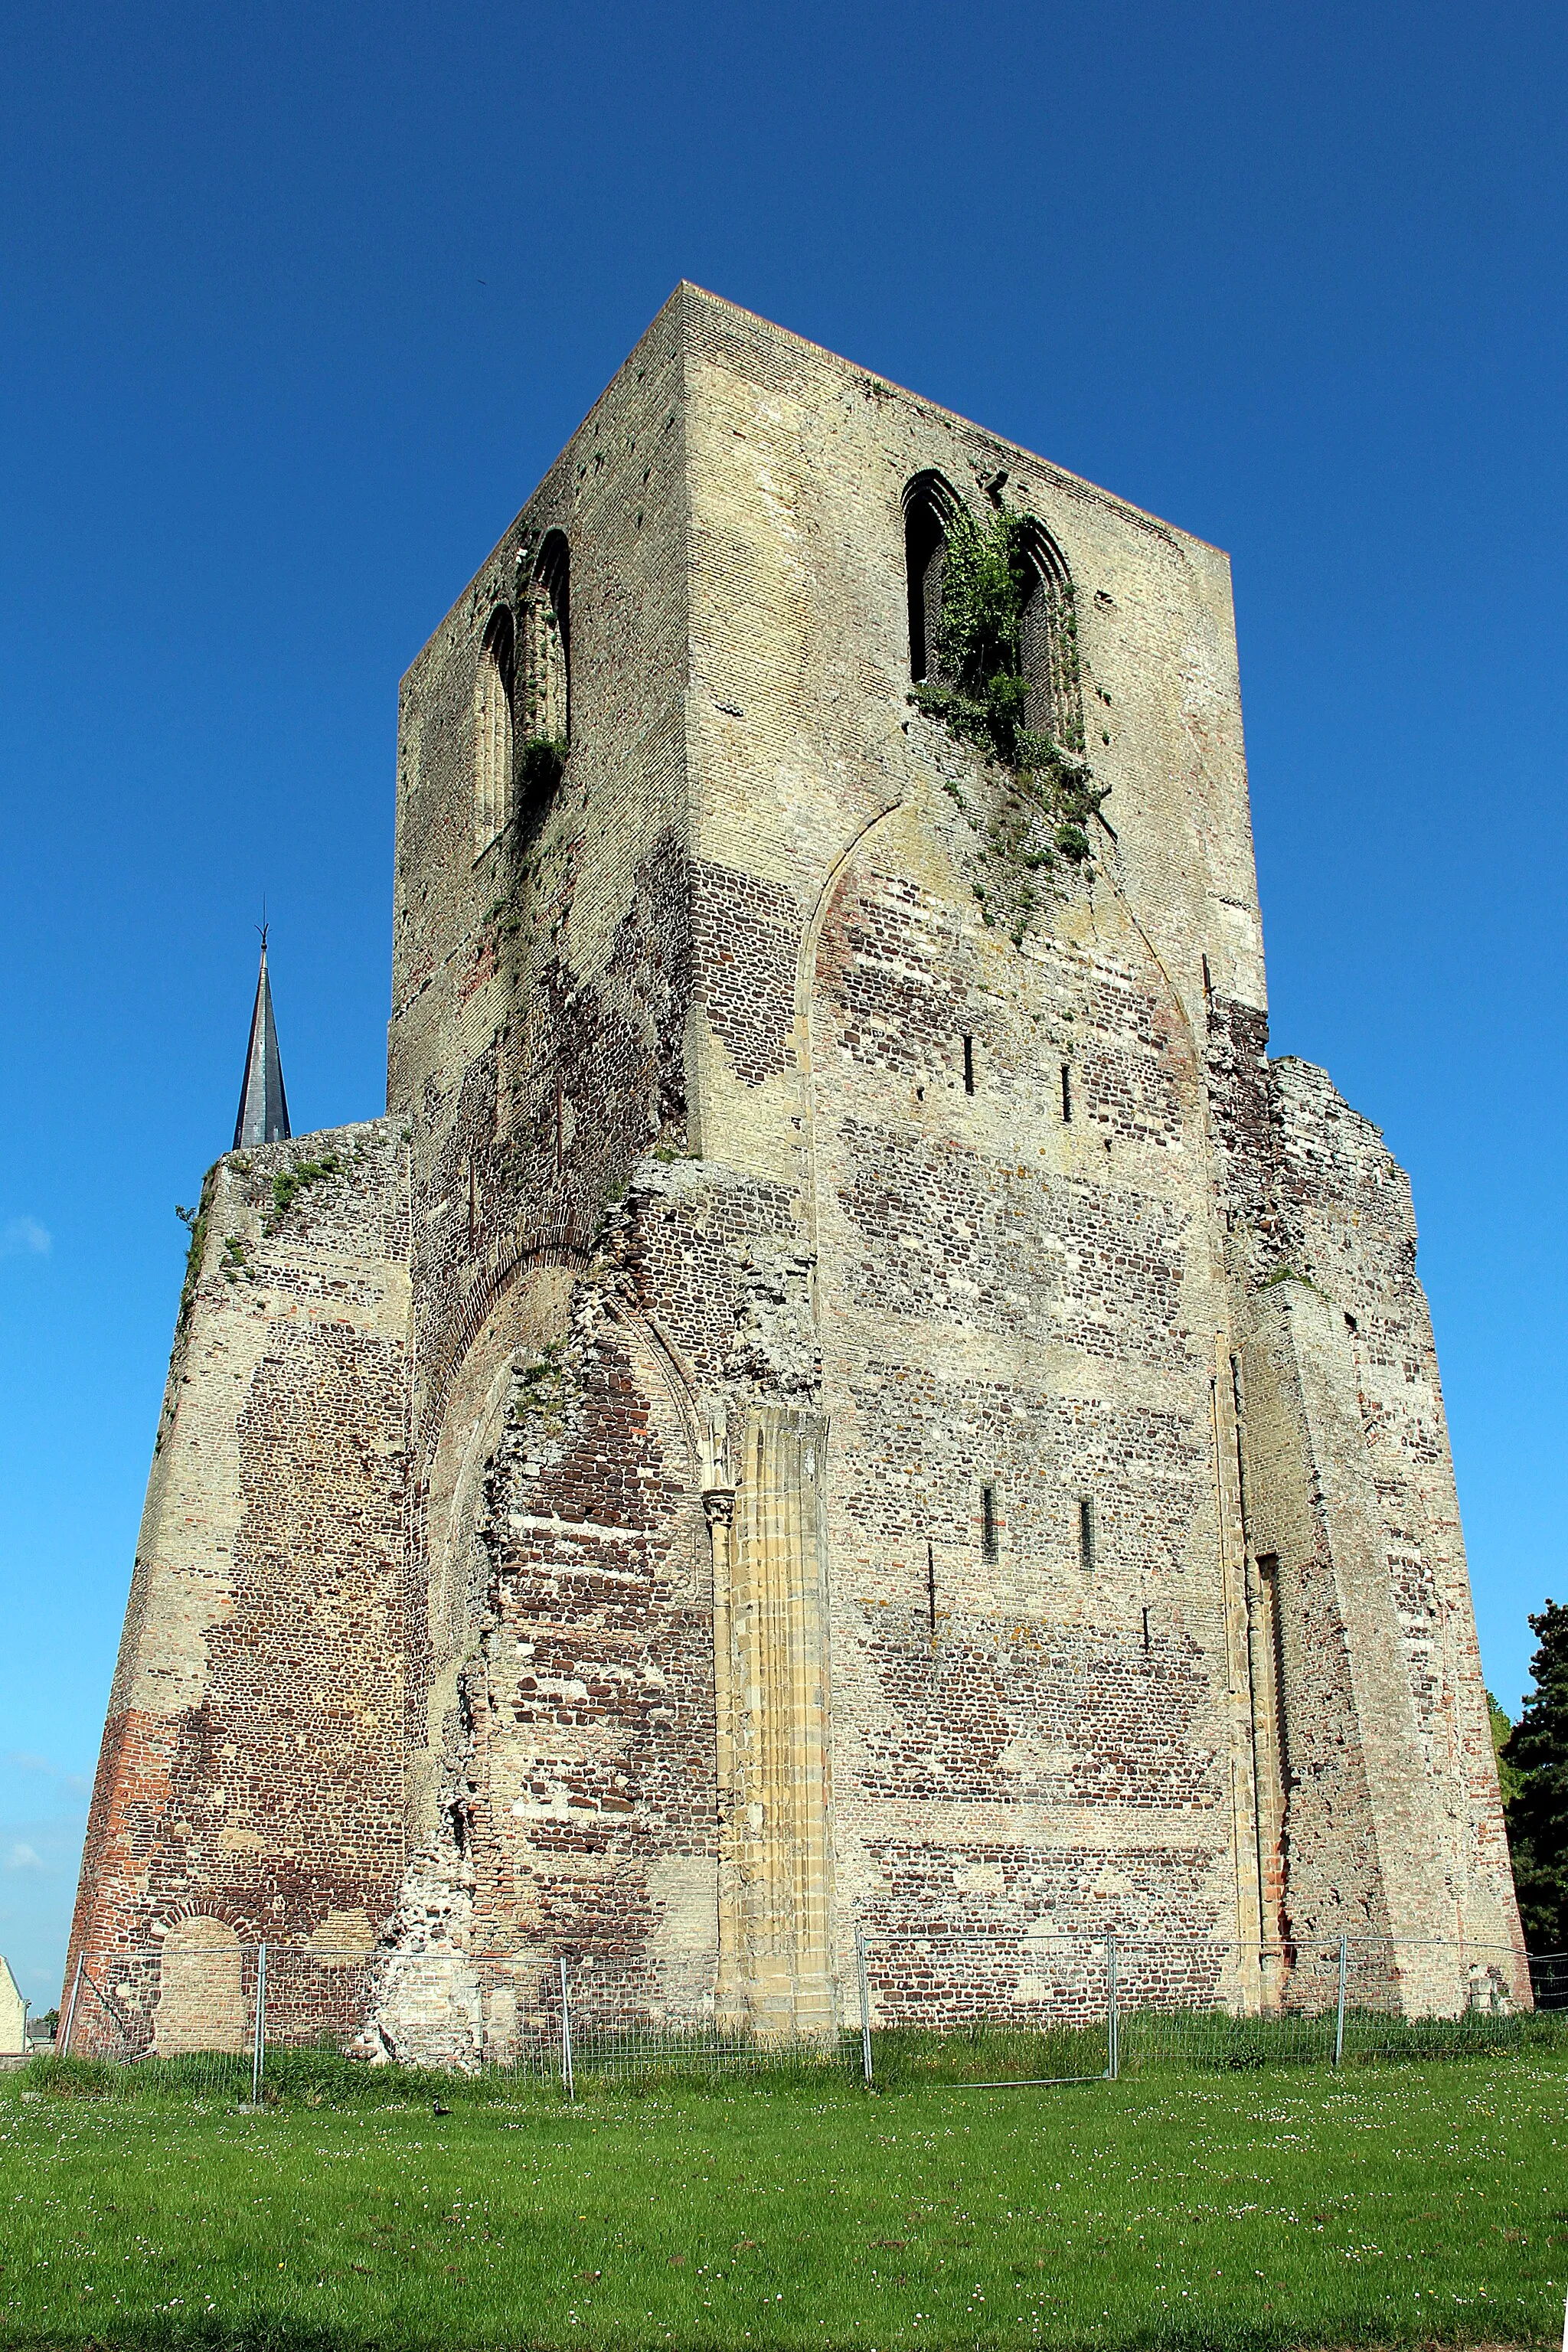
xmin=30 ymin=1933 xmax=1562 ymax=2101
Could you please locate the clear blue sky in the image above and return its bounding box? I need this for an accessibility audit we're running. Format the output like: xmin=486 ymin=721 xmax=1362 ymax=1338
xmin=2 ymin=1 xmax=1563 ymax=2007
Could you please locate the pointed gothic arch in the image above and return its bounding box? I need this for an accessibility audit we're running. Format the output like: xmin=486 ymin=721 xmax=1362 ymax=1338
xmin=902 ymin=471 xmax=961 ymax=684
xmin=521 ymin=530 xmax=570 ymax=754
xmin=475 ymin=605 xmax=515 ymax=853
xmin=1015 ymin=517 xmax=1085 ymax=755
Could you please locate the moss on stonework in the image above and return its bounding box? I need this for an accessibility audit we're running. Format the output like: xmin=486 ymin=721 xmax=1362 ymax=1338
xmin=220 ymin=1235 xmax=255 ymax=1286
xmin=911 ymin=499 xmax=1104 ymax=861
xmin=506 ymin=1344 xmax=574 ymax=1446
xmin=1260 ymin=1262 xmax=1322 ymax=1295
xmin=263 ymin=1138 xmax=368 ymax=1234
xmin=519 ymin=735 xmax=568 ymax=798
xmin=267 ymin=1152 xmax=342 ymax=1230
xmin=911 ymin=501 xmax=1106 ymax=949
xmin=174 ymin=1178 xmax=216 ymax=1334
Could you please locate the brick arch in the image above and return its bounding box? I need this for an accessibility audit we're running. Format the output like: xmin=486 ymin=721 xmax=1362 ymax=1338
xmin=415 ymin=1229 xmax=592 ymax=1468
xmin=152 ymin=1912 xmax=250 ymax=2056
xmin=408 ymin=1242 xmax=704 ymax=1866
xmin=153 ymin=1896 xmax=263 ymax=1944
xmin=902 ymin=470 xmax=962 ymax=684
xmin=600 ymin=1295 xmax=702 ymax=1489
xmin=802 ymin=786 xmax=1211 ymax=1504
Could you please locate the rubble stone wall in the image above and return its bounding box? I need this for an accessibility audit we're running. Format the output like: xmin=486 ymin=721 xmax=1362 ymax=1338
xmin=64 ymin=1122 xmax=411 ymax=2049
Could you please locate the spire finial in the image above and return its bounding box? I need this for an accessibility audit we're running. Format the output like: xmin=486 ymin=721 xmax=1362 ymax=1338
xmin=233 ymin=929 xmax=291 ymax=1151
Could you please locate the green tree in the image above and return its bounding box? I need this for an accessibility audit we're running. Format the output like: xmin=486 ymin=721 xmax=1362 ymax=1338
xmin=1501 ymin=1599 xmax=1568 ymax=1952
xmin=1487 ymin=1688 xmax=1522 ymax=1805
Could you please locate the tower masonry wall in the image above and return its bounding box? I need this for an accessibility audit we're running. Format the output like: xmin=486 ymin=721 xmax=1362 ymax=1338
xmin=67 ymin=288 xmax=1526 ymax=2060
xmin=64 ymin=1122 xmax=412 ymax=2049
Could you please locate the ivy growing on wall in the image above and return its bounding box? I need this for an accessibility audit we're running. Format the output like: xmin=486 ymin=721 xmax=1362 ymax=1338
xmin=913 ymin=501 xmax=1103 ymax=866
xmin=518 ymin=735 xmax=569 ymax=800
xmin=174 ymin=1181 xmax=214 ymax=1335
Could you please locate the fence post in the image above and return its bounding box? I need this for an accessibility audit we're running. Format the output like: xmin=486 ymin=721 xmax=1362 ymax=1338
xmin=559 ymin=1957 xmax=575 ymax=2102
xmin=1106 ymin=1932 xmax=1119 ymax=2082
xmin=251 ymin=1942 xmax=267 ymax=2105
xmin=60 ymin=1954 xmax=85 ymax=2058
xmin=1333 ymin=1936 xmax=1348 ymax=2067
xmin=857 ymin=1930 xmax=873 ymax=2088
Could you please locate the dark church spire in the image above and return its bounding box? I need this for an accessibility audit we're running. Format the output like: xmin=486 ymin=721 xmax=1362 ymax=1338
xmin=233 ymin=929 xmax=291 ymax=1150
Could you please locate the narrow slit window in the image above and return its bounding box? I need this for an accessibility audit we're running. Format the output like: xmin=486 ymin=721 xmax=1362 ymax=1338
xmin=1258 ymin=1553 xmax=1290 ymax=1791
xmin=1078 ymin=1494 xmax=1096 ymax=1575
xmin=1060 ymin=1063 xmax=1073 ymax=1122
xmin=980 ymin=1484 xmax=998 ymax=1563
xmin=926 ymin=1538 xmax=936 ymax=1635
xmin=962 ymin=1033 xmax=975 ymax=1095
xmin=1142 ymin=1605 xmax=1151 ymax=1651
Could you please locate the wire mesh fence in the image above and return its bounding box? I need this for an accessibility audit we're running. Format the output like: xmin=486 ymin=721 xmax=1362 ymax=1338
xmin=28 ymin=1931 xmax=1563 ymax=2105
xmin=859 ymin=1932 xmax=1558 ymax=2086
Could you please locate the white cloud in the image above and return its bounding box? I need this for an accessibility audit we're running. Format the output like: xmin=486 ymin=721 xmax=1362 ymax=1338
xmin=2 ymin=1842 xmax=42 ymax=1870
xmin=0 ymin=1217 xmax=50 ymax=1259
xmin=2 ymin=1753 xmax=91 ymax=1797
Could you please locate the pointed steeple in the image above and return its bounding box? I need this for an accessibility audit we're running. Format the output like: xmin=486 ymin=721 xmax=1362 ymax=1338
xmin=233 ymin=929 xmax=292 ymax=1150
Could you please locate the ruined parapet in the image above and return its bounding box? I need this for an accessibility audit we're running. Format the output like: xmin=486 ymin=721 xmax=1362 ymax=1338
xmin=1232 ymin=1063 xmax=1527 ymax=2011
xmin=63 ymin=1121 xmax=412 ymax=2052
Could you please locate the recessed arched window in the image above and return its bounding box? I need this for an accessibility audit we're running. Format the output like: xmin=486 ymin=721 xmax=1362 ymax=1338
xmin=903 ymin=472 xmax=960 ymax=684
xmin=474 ymin=605 xmax=515 ymax=853
xmin=1017 ymin=519 xmax=1085 ymax=756
xmin=521 ymin=530 xmax=570 ymax=751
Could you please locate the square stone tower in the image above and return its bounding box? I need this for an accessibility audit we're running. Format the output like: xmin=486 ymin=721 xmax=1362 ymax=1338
xmin=64 ymin=286 xmax=1525 ymax=2060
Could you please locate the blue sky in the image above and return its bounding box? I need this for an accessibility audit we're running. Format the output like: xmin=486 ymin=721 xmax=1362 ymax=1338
xmin=2 ymin=0 xmax=1564 ymax=2007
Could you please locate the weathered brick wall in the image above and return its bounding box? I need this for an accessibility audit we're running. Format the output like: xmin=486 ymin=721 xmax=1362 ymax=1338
xmin=64 ymin=1122 xmax=411 ymax=2050
xmin=384 ymin=304 xmax=701 ymax=1957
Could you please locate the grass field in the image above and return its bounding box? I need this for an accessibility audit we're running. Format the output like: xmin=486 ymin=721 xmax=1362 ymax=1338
xmin=2 ymin=2049 xmax=1564 ymax=2350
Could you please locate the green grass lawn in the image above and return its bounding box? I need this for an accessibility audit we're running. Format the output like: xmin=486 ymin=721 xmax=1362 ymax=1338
xmin=2 ymin=2052 xmax=1563 ymax=2350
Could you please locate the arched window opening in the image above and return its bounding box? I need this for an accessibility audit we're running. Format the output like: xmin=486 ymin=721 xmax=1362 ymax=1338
xmin=1017 ymin=521 xmax=1085 ymax=756
xmin=521 ymin=530 xmax=570 ymax=755
xmin=474 ymin=605 xmax=514 ymax=854
xmin=903 ymin=472 xmax=959 ymax=684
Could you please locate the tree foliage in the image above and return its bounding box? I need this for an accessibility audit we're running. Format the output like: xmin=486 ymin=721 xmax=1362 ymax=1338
xmin=1488 ymin=1689 xmax=1522 ymax=1805
xmin=1501 ymin=1598 xmax=1568 ymax=1951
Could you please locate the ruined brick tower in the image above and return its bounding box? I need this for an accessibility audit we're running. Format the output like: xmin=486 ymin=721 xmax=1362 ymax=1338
xmin=65 ymin=286 xmax=1526 ymax=2060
